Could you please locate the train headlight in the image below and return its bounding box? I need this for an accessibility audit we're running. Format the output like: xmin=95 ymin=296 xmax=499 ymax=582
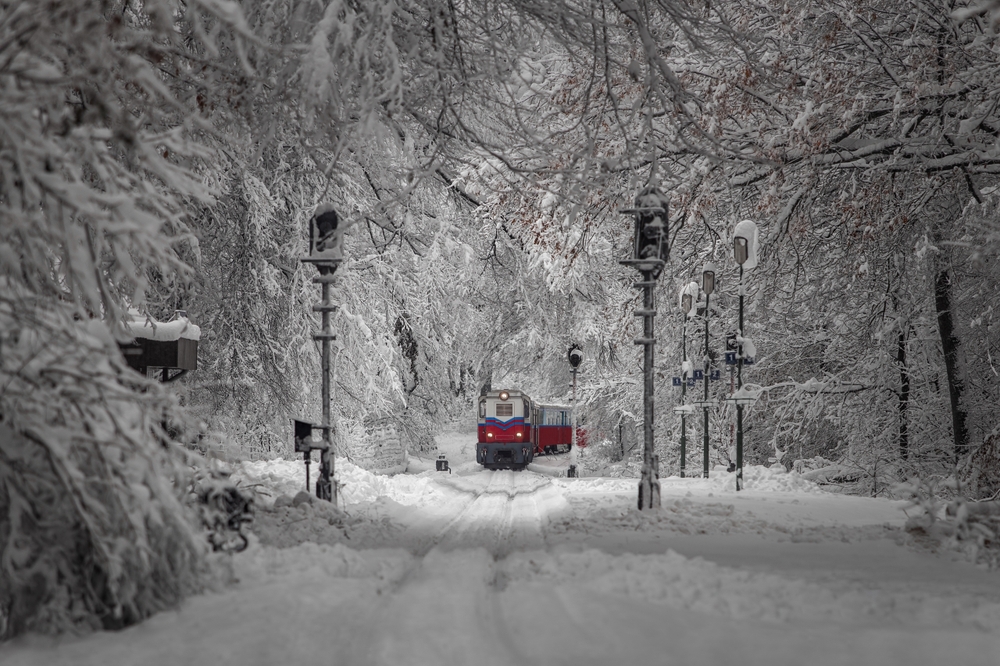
xmin=487 ymin=432 xmax=493 ymax=438
xmin=516 ymin=431 xmax=522 ymax=438
xmin=499 ymin=390 xmax=509 ymax=401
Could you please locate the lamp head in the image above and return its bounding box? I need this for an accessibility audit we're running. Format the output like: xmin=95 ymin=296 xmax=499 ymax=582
xmin=568 ymin=344 xmax=584 ymax=369
xmin=702 ymin=262 xmax=717 ymax=296
xmin=734 ymin=236 xmax=749 ymax=265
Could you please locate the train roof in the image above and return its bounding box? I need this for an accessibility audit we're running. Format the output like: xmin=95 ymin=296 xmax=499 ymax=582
xmin=480 ymin=390 xmax=570 ymax=410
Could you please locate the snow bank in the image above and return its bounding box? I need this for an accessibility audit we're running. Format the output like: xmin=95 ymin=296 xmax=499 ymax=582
xmin=549 ymin=496 xmax=785 ymax=537
xmin=552 ymin=477 xmax=638 ymax=494
xmin=233 ymin=540 xmax=413 ymax=585
xmin=230 ymin=458 xmax=443 ymax=507
xmin=706 ymin=464 xmax=825 ymax=494
xmin=553 ymin=464 xmax=822 ymax=494
xmin=338 ymin=463 xmax=444 ymax=505
xmin=502 ymin=547 xmax=1000 ymax=631
xmin=230 ymin=459 xmax=309 ymax=502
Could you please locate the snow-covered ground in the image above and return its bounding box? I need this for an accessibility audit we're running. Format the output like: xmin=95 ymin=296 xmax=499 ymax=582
xmin=3 ymin=430 xmax=999 ymax=666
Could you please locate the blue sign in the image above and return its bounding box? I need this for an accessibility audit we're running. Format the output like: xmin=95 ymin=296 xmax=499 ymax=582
xmin=710 ymin=369 xmax=721 ymax=381
xmin=672 ymin=377 xmax=682 ymax=387
xmin=725 ymin=351 xmax=737 ymax=365
xmin=693 ymin=369 xmax=704 ymax=380
xmin=687 ymin=377 xmax=696 ymax=387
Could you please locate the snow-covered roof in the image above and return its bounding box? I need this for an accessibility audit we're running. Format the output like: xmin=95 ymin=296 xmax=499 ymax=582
xmin=122 ymin=308 xmax=201 ymax=342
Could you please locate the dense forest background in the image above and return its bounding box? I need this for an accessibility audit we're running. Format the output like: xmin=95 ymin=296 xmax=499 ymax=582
xmin=3 ymin=0 xmax=1000 ymax=638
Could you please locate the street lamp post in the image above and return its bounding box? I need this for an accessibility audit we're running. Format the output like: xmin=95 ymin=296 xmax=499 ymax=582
xmin=732 ymin=220 xmax=757 ymax=491
xmin=701 ymin=263 xmax=716 ymax=479
xmin=620 ymin=186 xmax=670 ymax=510
xmin=734 ymin=236 xmax=747 ymax=491
xmin=679 ymin=289 xmax=693 ymax=478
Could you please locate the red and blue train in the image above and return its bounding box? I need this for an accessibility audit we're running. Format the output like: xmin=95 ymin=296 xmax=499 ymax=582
xmin=476 ymin=389 xmax=584 ymax=470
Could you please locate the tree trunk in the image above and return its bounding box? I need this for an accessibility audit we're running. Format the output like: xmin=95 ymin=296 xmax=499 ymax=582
xmin=934 ymin=270 xmax=969 ymax=462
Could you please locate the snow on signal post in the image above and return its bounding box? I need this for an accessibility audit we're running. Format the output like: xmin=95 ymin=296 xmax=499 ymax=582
xmin=300 ymin=203 xmax=348 ymax=504
xmin=619 ymin=186 xmax=670 ymax=510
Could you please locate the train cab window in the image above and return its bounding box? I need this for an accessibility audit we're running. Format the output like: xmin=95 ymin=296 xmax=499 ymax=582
xmin=479 ymin=400 xmax=486 ymax=419
xmin=523 ymin=400 xmax=530 ymax=422
xmin=495 ymin=403 xmax=513 ymax=417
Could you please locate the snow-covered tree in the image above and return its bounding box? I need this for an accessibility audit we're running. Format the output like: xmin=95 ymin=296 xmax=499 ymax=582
xmin=0 ymin=0 xmax=260 ymax=637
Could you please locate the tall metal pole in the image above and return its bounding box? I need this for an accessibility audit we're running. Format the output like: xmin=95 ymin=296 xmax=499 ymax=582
xmin=304 ymin=203 xmax=343 ymax=504
xmin=637 ymin=269 xmax=660 ymax=508
xmin=571 ymin=367 xmax=578 ymax=452
xmin=680 ymin=316 xmax=687 ymax=478
xmin=620 ymin=186 xmax=668 ymax=510
xmin=568 ymin=344 xmax=583 ymax=474
xmin=736 ymin=264 xmax=745 ymax=491
xmin=702 ymin=290 xmax=711 ymax=479
xmin=314 ymin=273 xmax=338 ymax=503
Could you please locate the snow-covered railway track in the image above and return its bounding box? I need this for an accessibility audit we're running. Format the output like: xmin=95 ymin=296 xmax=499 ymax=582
xmin=428 ymin=469 xmax=552 ymax=556
xmin=340 ymin=471 xmax=561 ymax=665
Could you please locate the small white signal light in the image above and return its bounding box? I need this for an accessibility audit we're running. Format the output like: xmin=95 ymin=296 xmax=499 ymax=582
xmin=499 ymin=391 xmax=510 ymax=401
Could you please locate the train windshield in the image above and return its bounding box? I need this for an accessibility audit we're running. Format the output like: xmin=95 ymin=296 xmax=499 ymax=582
xmin=489 ymin=397 xmax=521 ymax=418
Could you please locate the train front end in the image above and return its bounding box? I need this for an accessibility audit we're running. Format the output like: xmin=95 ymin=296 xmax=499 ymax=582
xmin=477 ymin=390 xmax=535 ymax=470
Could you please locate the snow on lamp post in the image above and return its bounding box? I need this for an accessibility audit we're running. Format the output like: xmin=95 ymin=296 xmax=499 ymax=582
xmin=568 ymin=344 xmax=583 ymax=477
xmin=300 ymin=203 xmax=346 ymax=503
xmin=620 ymin=186 xmax=670 ymax=510
xmin=729 ymin=220 xmax=759 ymax=491
xmin=699 ymin=262 xmax=716 ymax=479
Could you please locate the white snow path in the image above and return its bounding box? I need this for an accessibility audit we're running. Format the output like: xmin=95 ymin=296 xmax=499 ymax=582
xmin=346 ymin=549 xmax=530 ymax=666
xmin=3 ymin=430 xmax=1000 ymax=665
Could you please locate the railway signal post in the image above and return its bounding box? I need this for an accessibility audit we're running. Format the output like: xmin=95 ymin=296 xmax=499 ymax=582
xmin=568 ymin=344 xmax=583 ymax=477
xmin=620 ymin=186 xmax=671 ymax=510
xmin=300 ymin=203 xmax=346 ymax=503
